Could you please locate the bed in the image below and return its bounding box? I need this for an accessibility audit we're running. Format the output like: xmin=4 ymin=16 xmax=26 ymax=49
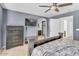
xmin=31 ymin=37 xmax=79 ymax=56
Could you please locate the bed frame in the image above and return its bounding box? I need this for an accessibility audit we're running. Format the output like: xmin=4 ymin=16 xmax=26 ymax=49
xmin=27 ymin=33 xmax=63 ymax=56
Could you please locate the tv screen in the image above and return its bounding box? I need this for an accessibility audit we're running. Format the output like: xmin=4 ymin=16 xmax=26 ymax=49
xmin=25 ymin=18 xmax=37 ymax=26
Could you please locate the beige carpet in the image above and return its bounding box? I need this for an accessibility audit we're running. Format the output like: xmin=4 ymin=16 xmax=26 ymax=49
xmin=0 ymin=36 xmax=45 ymax=56
xmin=38 ymin=35 xmax=45 ymax=40
xmin=0 ymin=44 xmax=28 ymax=56
xmin=0 ymin=36 xmax=73 ymax=56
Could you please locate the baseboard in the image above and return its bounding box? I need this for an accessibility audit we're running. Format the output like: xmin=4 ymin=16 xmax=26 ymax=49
xmin=0 ymin=48 xmax=6 ymax=51
xmin=0 ymin=48 xmax=4 ymax=53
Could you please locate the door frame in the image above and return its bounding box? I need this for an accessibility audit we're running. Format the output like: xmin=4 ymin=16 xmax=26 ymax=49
xmin=37 ymin=19 xmax=47 ymax=40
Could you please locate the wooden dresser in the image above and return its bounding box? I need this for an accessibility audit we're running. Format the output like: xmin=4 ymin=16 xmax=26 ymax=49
xmin=6 ymin=26 xmax=24 ymax=49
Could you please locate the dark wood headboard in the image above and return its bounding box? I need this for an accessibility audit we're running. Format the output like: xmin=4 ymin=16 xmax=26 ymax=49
xmin=34 ymin=36 xmax=61 ymax=48
xmin=27 ymin=34 xmax=63 ymax=56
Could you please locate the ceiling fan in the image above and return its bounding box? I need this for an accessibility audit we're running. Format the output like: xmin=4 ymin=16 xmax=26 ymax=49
xmin=39 ymin=3 xmax=72 ymax=13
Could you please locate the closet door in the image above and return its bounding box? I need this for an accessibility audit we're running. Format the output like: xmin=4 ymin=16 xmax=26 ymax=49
xmin=6 ymin=26 xmax=24 ymax=49
xmin=49 ymin=19 xmax=60 ymax=37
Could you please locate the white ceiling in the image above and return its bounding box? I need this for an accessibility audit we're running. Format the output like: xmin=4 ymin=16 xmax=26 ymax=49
xmin=2 ymin=3 xmax=79 ymax=17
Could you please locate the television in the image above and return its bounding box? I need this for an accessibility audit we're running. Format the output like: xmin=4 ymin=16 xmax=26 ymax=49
xmin=25 ymin=18 xmax=37 ymax=26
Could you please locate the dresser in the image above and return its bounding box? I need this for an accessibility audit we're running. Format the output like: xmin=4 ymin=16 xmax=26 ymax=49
xmin=6 ymin=26 xmax=24 ymax=49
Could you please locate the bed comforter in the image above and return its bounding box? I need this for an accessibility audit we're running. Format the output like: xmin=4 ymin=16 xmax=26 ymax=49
xmin=31 ymin=37 xmax=79 ymax=56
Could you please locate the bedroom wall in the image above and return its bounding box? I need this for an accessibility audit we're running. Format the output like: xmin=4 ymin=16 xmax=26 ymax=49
xmin=0 ymin=5 xmax=3 ymax=48
xmin=2 ymin=9 xmax=45 ymax=48
xmin=50 ymin=10 xmax=79 ymax=40
xmin=47 ymin=19 xmax=49 ymax=37
xmin=6 ymin=9 xmax=41 ymax=26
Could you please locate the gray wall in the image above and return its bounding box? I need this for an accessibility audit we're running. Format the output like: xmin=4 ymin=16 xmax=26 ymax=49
xmin=2 ymin=9 xmax=45 ymax=48
xmin=2 ymin=9 xmax=8 ymax=48
xmin=50 ymin=10 xmax=79 ymax=40
xmin=6 ymin=9 xmax=43 ymax=26
xmin=47 ymin=19 xmax=50 ymax=37
xmin=0 ymin=5 xmax=3 ymax=48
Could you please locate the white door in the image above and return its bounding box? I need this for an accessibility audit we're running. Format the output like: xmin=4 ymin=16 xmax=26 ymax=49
xmin=49 ymin=19 xmax=60 ymax=37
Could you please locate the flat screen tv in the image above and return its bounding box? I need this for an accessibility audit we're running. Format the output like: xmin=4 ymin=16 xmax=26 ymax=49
xmin=25 ymin=18 xmax=37 ymax=26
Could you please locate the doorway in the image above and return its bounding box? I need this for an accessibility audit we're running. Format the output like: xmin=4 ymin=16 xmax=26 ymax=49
xmin=37 ymin=19 xmax=47 ymax=40
xmin=60 ymin=16 xmax=73 ymax=39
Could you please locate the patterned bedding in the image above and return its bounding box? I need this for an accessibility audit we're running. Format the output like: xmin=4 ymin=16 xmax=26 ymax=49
xmin=31 ymin=37 xmax=79 ymax=56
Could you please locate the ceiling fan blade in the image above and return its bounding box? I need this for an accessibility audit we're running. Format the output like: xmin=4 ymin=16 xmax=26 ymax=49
xmin=44 ymin=8 xmax=51 ymax=13
xmin=39 ymin=5 xmax=51 ymax=7
xmin=58 ymin=3 xmax=72 ymax=7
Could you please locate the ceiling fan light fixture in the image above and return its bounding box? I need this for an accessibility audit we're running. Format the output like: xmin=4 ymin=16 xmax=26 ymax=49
xmin=55 ymin=8 xmax=59 ymax=12
xmin=39 ymin=3 xmax=72 ymax=13
xmin=51 ymin=6 xmax=55 ymax=10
